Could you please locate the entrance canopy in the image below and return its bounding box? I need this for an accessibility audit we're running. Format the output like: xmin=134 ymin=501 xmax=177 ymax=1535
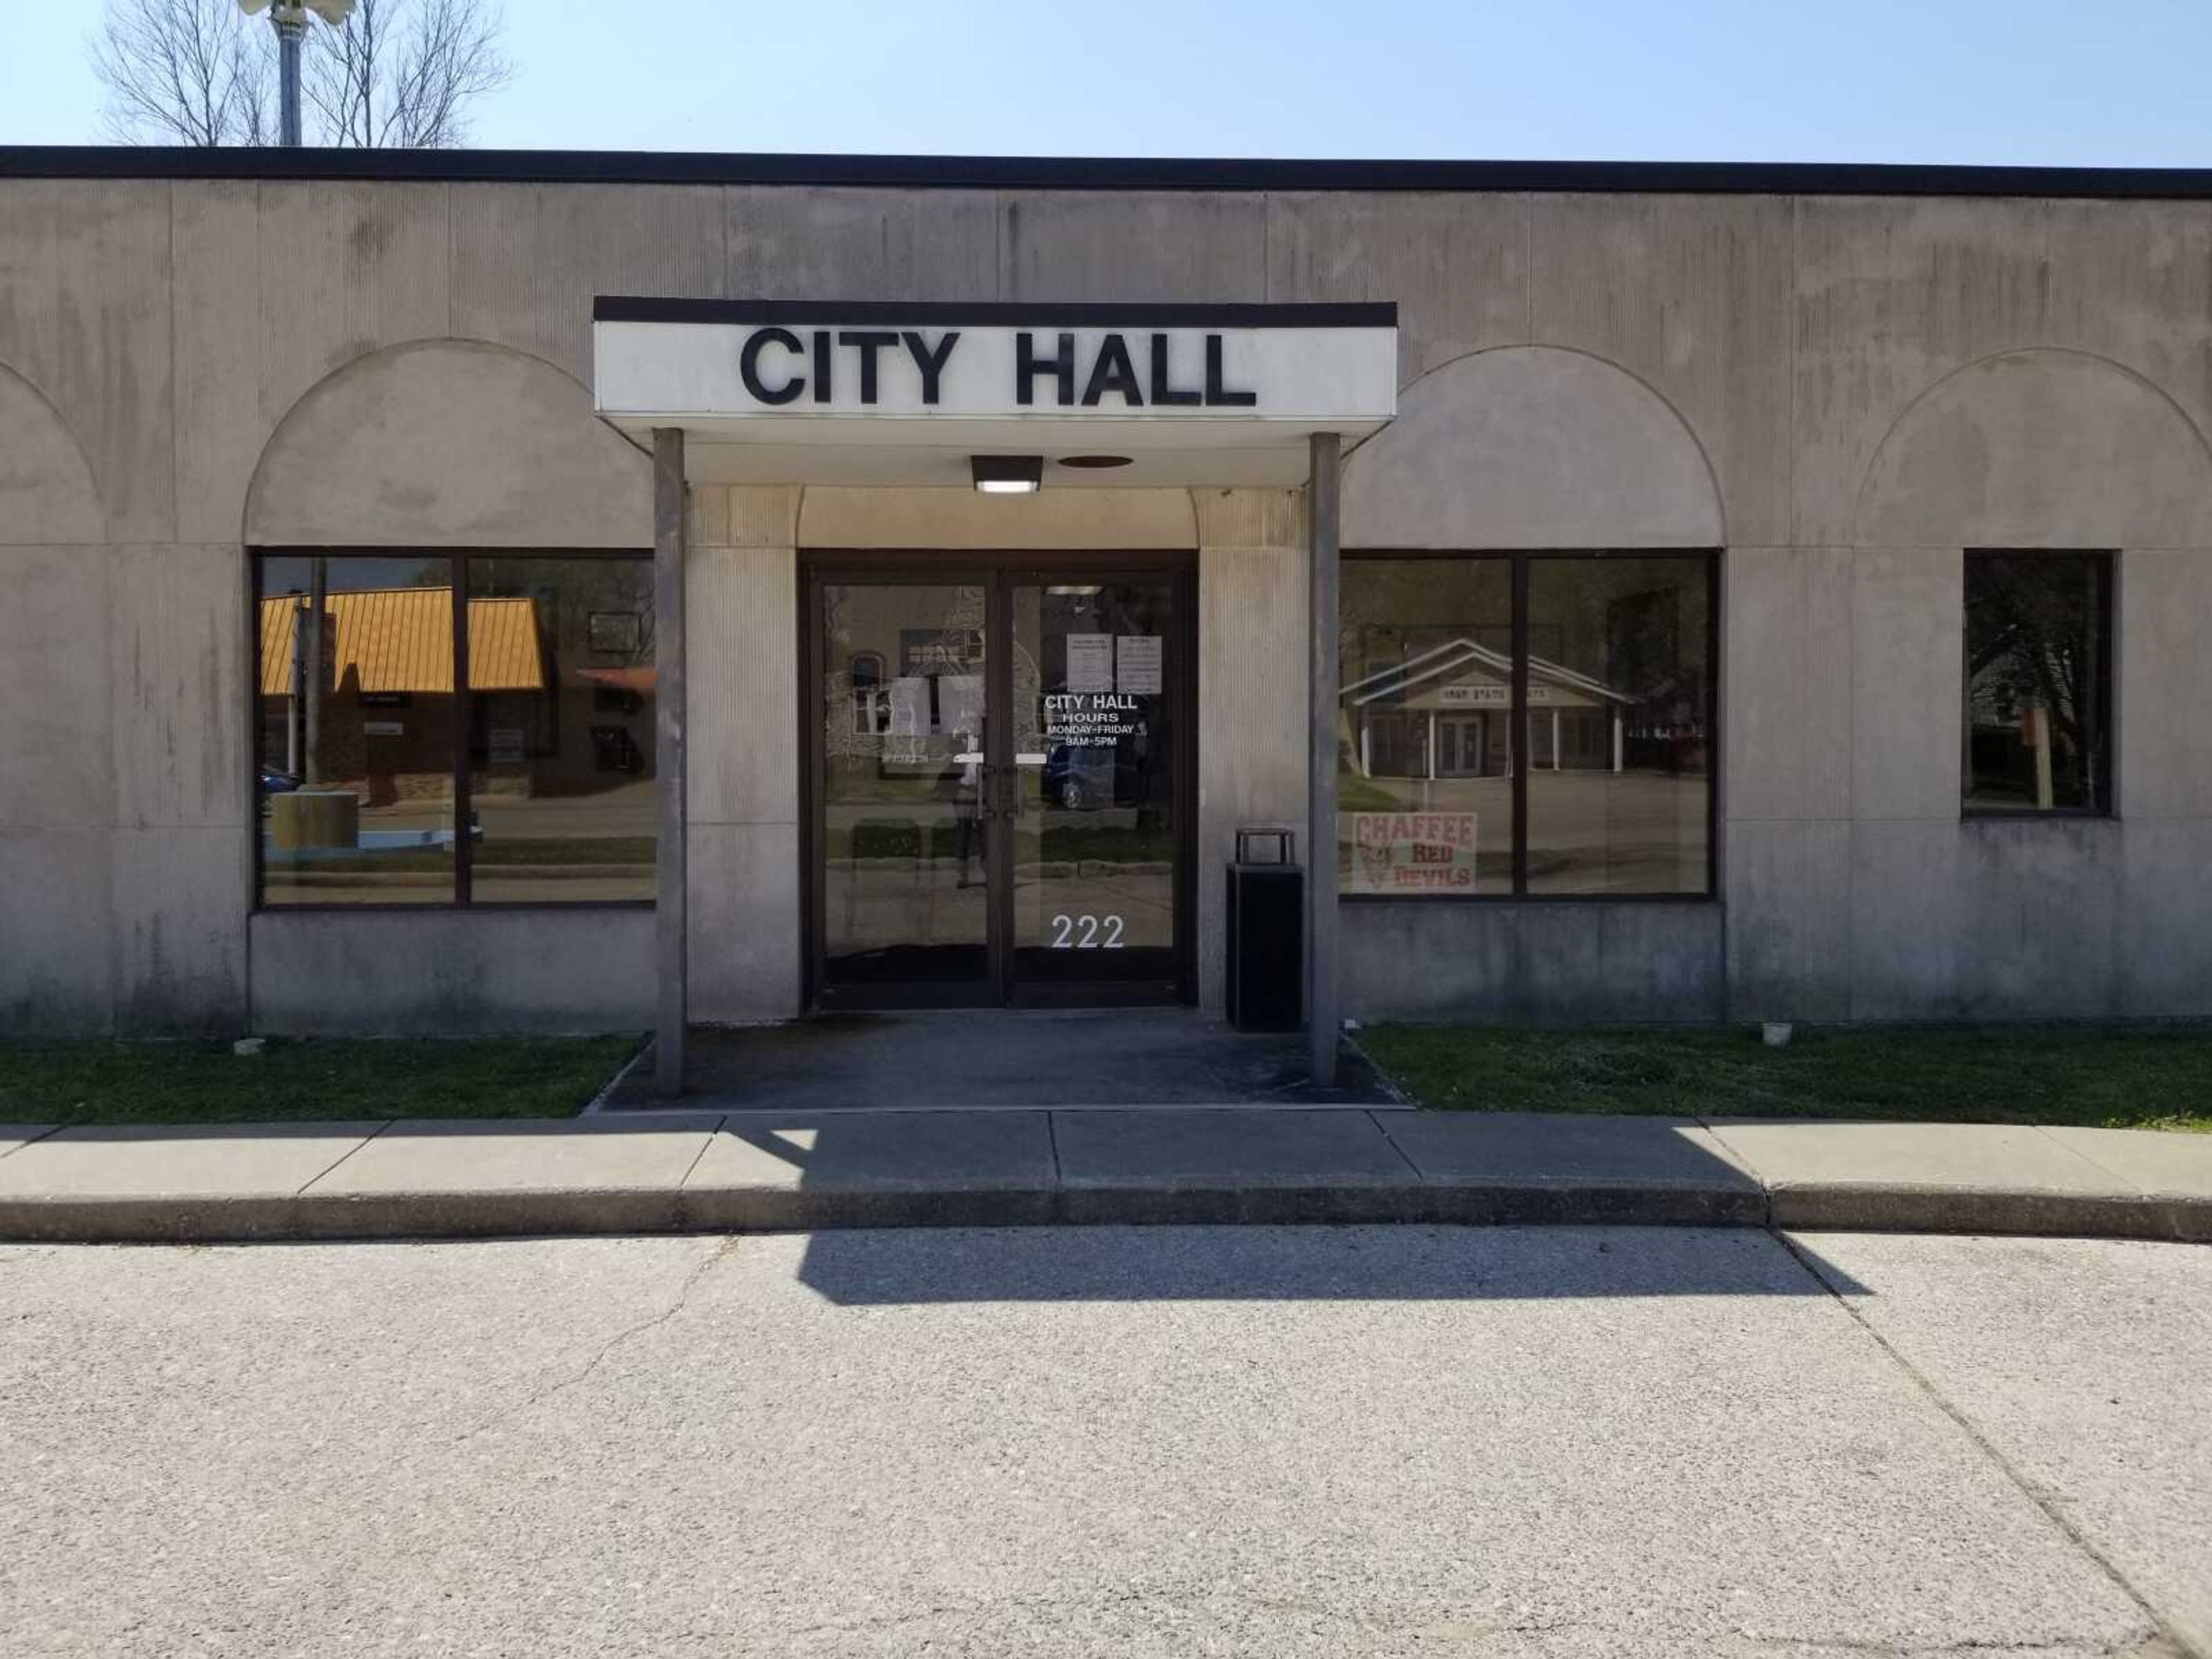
xmin=592 ymin=300 xmax=1397 ymax=487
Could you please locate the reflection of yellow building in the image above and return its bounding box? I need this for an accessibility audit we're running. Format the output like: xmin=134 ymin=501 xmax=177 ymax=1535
xmin=257 ymin=588 xmax=546 ymax=694
xmin=1340 ymin=639 xmax=1633 ymax=781
xmin=257 ymin=589 xmax=547 ymax=801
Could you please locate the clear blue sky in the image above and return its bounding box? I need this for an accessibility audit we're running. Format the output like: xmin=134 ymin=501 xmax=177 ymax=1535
xmin=2 ymin=0 xmax=2207 ymax=165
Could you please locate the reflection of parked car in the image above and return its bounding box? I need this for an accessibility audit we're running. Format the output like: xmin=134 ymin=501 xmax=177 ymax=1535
xmin=1043 ymin=744 xmax=1142 ymax=810
xmin=257 ymin=765 xmax=299 ymax=817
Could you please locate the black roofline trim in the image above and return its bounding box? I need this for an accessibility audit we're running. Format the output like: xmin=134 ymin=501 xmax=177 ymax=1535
xmin=592 ymin=298 xmax=1397 ymax=327
xmin=5 ymin=146 xmax=2212 ymax=199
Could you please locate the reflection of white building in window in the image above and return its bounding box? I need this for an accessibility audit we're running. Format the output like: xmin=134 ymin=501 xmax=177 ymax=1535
xmin=1340 ymin=639 xmax=1634 ymax=780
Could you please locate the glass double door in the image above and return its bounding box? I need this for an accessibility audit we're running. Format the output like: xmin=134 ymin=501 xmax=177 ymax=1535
xmin=809 ymin=559 xmax=1191 ymax=1007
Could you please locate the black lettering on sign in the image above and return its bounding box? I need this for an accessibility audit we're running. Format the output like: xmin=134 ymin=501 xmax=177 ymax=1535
xmin=902 ymin=331 xmax=960 ymax=403
xmin=739 ymin=327 xmax=805 ymax=404
xmin=810 ymin=329 xmax=833 ymax=404
xmin=1017 ymin=331 xmax=1075 ymax=407
xmin=1149 ymin=333 xmax=1202 ymax=406
xmin=838 ymin=331 xmax=900 ymax=404
xmin=1081 ymin=333 xmax=1143 ymax=407
xmin=1205 ymin=334 xmax=1257 ymax=406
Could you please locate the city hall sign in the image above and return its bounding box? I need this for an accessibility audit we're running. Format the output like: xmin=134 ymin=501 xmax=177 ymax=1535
xmin=733 ymin=326 xmax=1264 ymax=410
xmin=593 ymin=300 xmax=1397 ymax=425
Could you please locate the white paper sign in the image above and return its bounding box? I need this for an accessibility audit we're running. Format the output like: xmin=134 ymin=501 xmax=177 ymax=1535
xmin=889 ymin=676 xmax=930 ymax=737
xmin=1116 ymin=635 xmax=1162 ymax=695
xmin=938 ymin=674 xmax=984 ymax=738
xmin=1065 ymin=634 xmax=1113 ymax=693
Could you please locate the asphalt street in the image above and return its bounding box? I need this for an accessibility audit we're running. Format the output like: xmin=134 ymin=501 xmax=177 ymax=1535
xmin=3 ymin=1226 xmax=2205 ymax=1658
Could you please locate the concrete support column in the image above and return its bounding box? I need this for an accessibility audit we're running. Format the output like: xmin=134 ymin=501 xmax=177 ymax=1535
xmin=653 ymin=429 xmax=688 ymax=1097
xmin=1306 ymin=431 xmax=1343 ymax=1086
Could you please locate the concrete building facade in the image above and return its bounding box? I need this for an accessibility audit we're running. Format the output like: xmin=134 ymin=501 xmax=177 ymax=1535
xmin=4 ymin=150 xmax=2210 ymax=1042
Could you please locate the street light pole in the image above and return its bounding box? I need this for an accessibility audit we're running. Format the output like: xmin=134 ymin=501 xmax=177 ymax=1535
xmin=237 ymin=0 xmax=357 ymax=147
xmin=274 ymin=9 xmax=304 ymax=145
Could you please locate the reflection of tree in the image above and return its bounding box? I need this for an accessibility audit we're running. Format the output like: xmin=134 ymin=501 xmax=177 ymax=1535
xmin=476 ymin=556 xmax=654 ymax=668
xmin=1967 ymin=556 xmax=2103 ymax=806
xmin=1338 ymin=560 xmax=1511 ymax=694
xmin=1339 ymin=556 xmax=1709 ymax=714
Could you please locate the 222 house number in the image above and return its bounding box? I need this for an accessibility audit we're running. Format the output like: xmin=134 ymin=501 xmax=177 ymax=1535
xmin=1049 ymin=914 xmax=1124 ymax=949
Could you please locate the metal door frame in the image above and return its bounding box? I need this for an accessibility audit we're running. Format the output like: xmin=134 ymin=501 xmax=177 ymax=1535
xmin=800 ymin=550 xmax=1196 ymax=1011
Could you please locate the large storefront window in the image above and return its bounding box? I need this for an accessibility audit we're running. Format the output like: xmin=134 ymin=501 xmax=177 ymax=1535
xmin=254 ymin=551 xmax=654 ymax=907
xmin=1338 ymin=553 xmax=1715 ymax=898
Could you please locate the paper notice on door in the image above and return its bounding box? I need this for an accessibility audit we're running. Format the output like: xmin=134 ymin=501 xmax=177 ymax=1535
xmin=938 ymin=673 xmax=984 ymax=737
xmin=1065 ymin=632 xmax=1113 ymax=693
xmin=889 ymin=676 xmax=930 ymax=737
xmin=1116 ymin=635 xmax=1162 ymax=695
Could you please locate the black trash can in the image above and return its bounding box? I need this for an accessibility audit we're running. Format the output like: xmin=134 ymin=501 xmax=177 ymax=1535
xmin=1226 ymin=830 xmax=1303 ymax=1033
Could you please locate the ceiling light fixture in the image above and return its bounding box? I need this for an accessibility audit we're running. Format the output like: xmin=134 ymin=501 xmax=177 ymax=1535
xmin=971 ymin=455 xmax=1043 ymax=495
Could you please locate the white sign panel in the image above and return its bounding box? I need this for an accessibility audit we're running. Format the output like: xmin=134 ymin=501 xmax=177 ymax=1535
xmin=595 ymin=312 xmax=1397 ymax=428
xmin=1347 ymin=812 xmax=1479 ymax=895
xmin=1065 ymin=634 xmax=1113 ymax=694
xmin=938 ymin=674 xmax=984 ymax=738
xmin=1116 ymin=635 xmax=1162 ymax=695
xmin=888 ymin=676 xmax=930 ymax=737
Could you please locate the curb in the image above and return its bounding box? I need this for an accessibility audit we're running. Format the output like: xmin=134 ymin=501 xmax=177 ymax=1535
xmin=1764 ymin=1184 xmax=2212 ymax=1244
xmin=2 ymin=1180 xmax=2203 ymax=1246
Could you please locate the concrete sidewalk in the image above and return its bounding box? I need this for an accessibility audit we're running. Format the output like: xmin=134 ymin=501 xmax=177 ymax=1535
xmin=1 ymin=1110 xmax=2207 ymax=1244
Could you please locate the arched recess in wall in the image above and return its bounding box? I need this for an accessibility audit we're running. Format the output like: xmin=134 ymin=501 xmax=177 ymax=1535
xmin=0 ymin=362 xmax=104 ymax=544
xmin=1342 ymin=345 xmax=1723 ymax=547
xmin=1855 ymin=349 xmax=2212 ymax=548
xmin=244 ymin=339 xmax=652 ymax=546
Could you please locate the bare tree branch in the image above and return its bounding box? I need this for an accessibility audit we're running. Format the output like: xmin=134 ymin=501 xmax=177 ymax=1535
xmin=90 ymin=0 xmax=508 ymax=148
xmin=92 ymin=0 xmax=263 ymax=145
xmin=306 ymin=0 xmax=510 ymax=149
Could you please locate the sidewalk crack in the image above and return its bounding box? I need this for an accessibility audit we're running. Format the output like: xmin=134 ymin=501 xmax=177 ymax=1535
xmin=293 ymin=1121 xmax=393 ymax=1195
xmin=2022 ymin=1124 xmax=2155 ymax=1198
xmin=1366 ymin=1110 xmax=1426 ymax=1179
xmin=0 ymin=1124 xmax=66 ymax=1161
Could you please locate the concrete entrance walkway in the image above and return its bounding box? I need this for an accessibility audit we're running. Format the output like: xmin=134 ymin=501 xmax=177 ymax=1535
xmin=604 ymin=1009 xmax=1397 ymax=1111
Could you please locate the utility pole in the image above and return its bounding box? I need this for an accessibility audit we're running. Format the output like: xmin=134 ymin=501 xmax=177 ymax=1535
xmin=238 ymin=0 xmax=358 ymax=146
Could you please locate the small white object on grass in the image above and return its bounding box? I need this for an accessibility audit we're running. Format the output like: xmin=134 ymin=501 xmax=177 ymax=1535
xmin=232 ymin=1037 xmax=267 ymax=1056
xmin=1761 ymin=1022 xmax=1794 ymax=1049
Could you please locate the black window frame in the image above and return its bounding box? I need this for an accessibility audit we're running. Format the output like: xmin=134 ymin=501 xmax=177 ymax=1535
xmin=1339 ymin=548 xmax=1722 ymax=903
xmin=1960 ymin=548 xmax=2116 ymax=822
xmin=249 ymin=546 xmax=656 ymax=914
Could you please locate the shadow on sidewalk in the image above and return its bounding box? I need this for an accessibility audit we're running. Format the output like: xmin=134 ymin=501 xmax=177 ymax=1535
xmin=603 ymin=1010 xmax=1396 ymax=1110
